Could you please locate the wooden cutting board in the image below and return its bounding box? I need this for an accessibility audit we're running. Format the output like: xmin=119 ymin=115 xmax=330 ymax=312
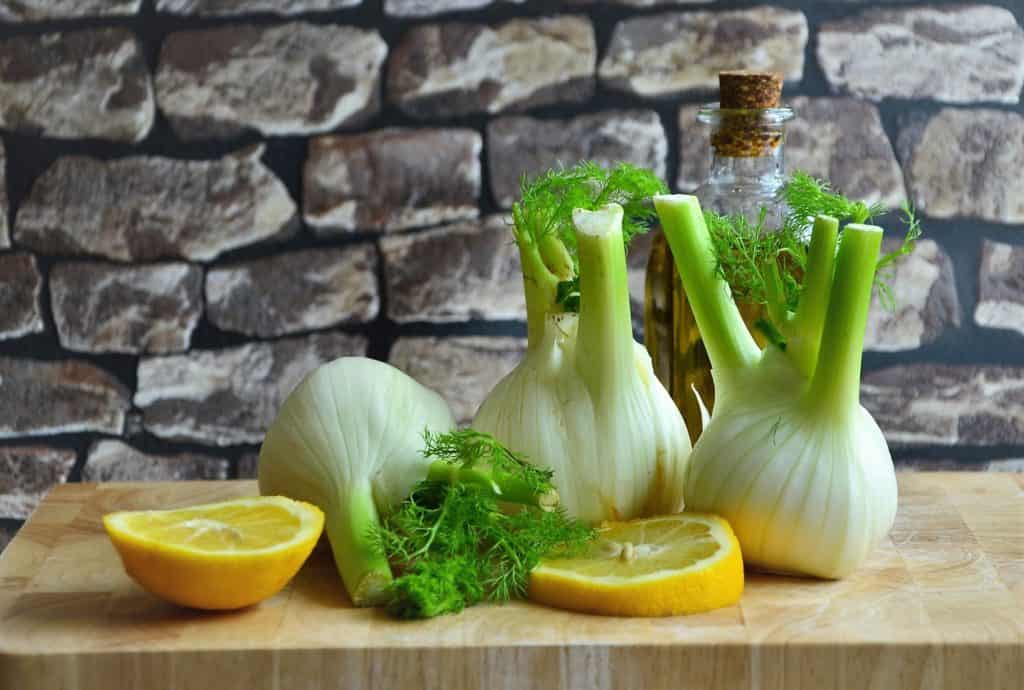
xmin=0 ymin=474 xmax=1020 ymax=690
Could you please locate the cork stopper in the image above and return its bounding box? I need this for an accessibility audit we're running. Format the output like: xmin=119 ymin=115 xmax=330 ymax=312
xmin=710 ymin=70 xmax=786 ymax=157
xmin=718 ymin=70 xmax=783 ymax=109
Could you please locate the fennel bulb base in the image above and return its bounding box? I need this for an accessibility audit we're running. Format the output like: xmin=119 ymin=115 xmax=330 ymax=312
xmin=351 ymin=572 xmax=393 ymax=607
xmin=684 ymin=394 xmax=898 ymax=580
xmin=473 ymin=312 xmax=691 ymax=525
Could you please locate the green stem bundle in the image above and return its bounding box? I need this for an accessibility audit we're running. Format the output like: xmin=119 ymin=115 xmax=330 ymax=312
xmin=806 ymin=224 xmax=883 ymax=418
xmin=784 ymin=215 xmax=838 ymax=378
xmin=574 ymin=206 xmax=636 ymax=397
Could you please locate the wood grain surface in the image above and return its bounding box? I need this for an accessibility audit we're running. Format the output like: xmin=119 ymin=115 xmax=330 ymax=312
xmin=0 ymin=474 xmax=1021 ymax=690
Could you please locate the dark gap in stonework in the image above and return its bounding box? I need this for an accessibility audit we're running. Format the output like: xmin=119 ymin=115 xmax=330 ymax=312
xmin=0 ymin=518 xmax=24 ymax=542
xmin=189 ymin=313 xmax=375 ymax=352
xmin=891 ymin=442 xmax=1024 ymax=465
xmin=364 ymin=247 xmax=396 ymax=363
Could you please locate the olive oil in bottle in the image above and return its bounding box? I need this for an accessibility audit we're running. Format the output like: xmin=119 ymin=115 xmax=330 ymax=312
xmin=644 ymin=71 xmax=794 ymax=442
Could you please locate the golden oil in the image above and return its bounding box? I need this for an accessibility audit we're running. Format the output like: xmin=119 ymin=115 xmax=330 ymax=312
xmin=644 ymin=72 xmax=794 ymax=442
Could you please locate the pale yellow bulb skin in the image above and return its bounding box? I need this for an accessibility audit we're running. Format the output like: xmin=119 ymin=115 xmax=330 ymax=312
xmin=684 ymin=353 xmax=898 ymax=579
xmin=258 ymin=357 xmax=456 ymax=512
xmin=474 ymin=314 xmax=692 ymax=524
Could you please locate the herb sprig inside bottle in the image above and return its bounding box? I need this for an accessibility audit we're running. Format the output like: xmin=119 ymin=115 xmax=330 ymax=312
xmin=706 ymin=171 xmax=921 ymax=350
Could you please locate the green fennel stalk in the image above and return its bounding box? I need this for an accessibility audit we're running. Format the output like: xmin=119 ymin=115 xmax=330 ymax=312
xmin=574 ymin=205 xmax=637 ymax=396
xmin=655 ymin=196 xmax=882 ymax=397
xmin=806 ymin=223 xmax=884 ymax=418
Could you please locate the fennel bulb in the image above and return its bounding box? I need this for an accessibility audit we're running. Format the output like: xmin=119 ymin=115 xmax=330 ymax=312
xmin=654 ymin=195 xmax=898 ymax=579
xmin=258 ymin=357 xmax=456 ymax=605
xmin=474 ymin=185 xmax=691 ymax=523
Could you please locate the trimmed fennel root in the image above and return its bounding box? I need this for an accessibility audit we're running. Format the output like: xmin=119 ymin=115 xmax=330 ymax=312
xmin=654 ymin=195 xmax=897 ymax=579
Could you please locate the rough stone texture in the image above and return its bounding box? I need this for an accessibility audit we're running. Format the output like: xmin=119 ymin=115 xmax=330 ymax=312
xmin=156 ymin=23 xmax=387 ymax=140
xmin=0 ymin=358 xmax=129 ymax=438
xmin=83 ymin=440 xmax=229 ymax=482
xmin=157 ymin=0 xmax=360 ymax=15
xmin=381 ymin=215 xmax=524 ymax=323
xmin=206 ymin=246 xmax=379 ymax=337
xmin=899 ymin=108 xmax=1024 ymax=224
xmin=866 ymin=239 xmax=960 ymax=352
xmin=896 ymin=457 xmax=1024 ymax=472
xmin=385 ymin=0 xmax=523 ymax=17
xmin=0 ymin=139 xmax=8 ymax=249
xmin=990 ymin=458 xmax=1024 ymax=472
xmin=15 ymin=146 xmax=296 ymax=262
xmin=0 ymin=254 xmax=44 ymax=341
xmin=572 ymin=0 xmax=714 ymax=5
xmin=0 ymin=446 xmax=77 ymax=520
xmin=135 ymin=333 xmax=367 ymax=446
xmin=304 ymin=128 xmax=481 ymax=233
xmin=0 ymin=28 xmax=153 ymax=142
xmin=599 ymin=8 xmax=808 ymax=98
xmin=387 ymin=16 xmax=596 ymax=119
xmin=861 ymin=365 xmax=1024 ymax=446
xmin=51 ymin=262 xmax=203 ymax=355
xmin=0 ymin=1 xmax=140 ymax=21
xmin=675 ymin=105 xmax=708 ymax=192
xmin=818 ymin=5 xmax=1024 ymax=104
xmin=389 ymin=336 xmax=526 ymax=424
xmin=786 ymin=98 xmax=907 ymax=208
xmin=677 ymin=98 xmax=907 ymax=207
xmin=487 ymin=111 xmax=668 ymax=209
xmin=976 ymin=240 xmax=1024 ymax=337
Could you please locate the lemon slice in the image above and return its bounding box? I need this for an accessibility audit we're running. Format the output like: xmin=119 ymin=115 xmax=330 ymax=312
xmin=104 ymin=496 xmax=324 ymax=610
xmin=529 ymin=513 xmax=743 ymax=617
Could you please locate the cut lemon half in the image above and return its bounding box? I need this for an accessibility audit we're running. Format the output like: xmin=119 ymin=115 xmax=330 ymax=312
xmin=104 ymin=495 xmax=324 ymax=610
xmin=529 ymin=513 xmax=743 ymax=617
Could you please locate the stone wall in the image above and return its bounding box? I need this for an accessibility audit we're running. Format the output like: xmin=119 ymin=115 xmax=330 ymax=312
xmin=1 ymin=0 xmax=1023 ymax=551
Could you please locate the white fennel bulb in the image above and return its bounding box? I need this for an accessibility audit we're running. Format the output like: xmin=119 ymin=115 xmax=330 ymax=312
xmin=258 ymin=357 xmax=456 ymax=605
xmin=474 ymin=193 xmax=691 ymax=524
xmin=655 ymin=194 xmax=898 ymax=578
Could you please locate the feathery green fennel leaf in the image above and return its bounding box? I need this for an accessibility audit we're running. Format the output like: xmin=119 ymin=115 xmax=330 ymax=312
xmin=708 ymin=171 xmax=923 ymax=342
xmin=377 ymin=430 xmax=595 ymax=619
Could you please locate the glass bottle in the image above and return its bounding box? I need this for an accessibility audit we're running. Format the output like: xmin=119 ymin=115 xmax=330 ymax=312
xmin=644 ymin=72 xmax=794 ymax=442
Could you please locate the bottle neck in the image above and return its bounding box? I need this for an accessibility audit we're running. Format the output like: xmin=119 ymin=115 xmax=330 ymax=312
xmin=699 ymin=124 xmax=789 ymax=228
xmin=707 ymin=142 xmax=786 ymax=188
